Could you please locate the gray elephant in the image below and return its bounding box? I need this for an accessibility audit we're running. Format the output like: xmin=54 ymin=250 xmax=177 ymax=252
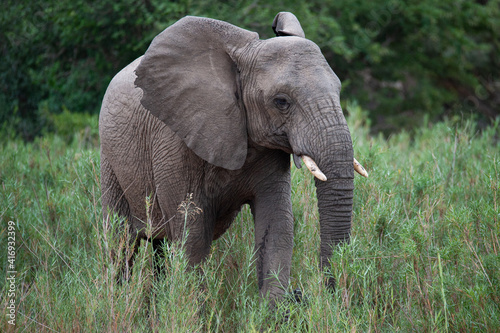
xmin=99 ymin=12 xmax=367 ymax=304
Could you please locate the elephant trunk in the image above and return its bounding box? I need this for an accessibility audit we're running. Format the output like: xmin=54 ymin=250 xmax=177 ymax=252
xmin=315 ymin=174 xmax=354 ymax=282
xmin=298 ymin=110 xmax=355 ymax=288
xmin=315 ymin=141 xmax=354 ymax=289
xmin=289 ymin=97 xmax=355 ymax=288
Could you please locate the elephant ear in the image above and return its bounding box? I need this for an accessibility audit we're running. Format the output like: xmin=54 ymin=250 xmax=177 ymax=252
xmin=135 ymin=16 xmax=258 ymax=170
xmin=272 ymin=12 xmax=305 ymax=38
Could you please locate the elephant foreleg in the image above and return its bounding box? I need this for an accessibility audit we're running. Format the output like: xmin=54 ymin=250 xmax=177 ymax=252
xmin=251 ymin=179 xmax=294 ymax=305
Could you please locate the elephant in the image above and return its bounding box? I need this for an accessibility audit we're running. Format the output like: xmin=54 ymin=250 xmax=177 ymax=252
xmin=99 ymin=12 xmax=368 ymax=304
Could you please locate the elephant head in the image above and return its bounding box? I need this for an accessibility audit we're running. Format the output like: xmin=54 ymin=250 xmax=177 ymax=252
xmin=135 ymin=13 xmax=367 ymax=285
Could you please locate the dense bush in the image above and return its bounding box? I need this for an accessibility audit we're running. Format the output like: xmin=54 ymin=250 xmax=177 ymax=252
xmin=319 ymin=0 xmax=500 ymax=132
xmin=1 ymin=0 xmax=499 ymax=139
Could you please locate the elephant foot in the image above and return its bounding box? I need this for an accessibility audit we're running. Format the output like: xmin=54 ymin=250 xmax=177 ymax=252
xmin=276 ymin=288 xmax=310 ymax=324
xmin=291 ymin=288 xmax=305 ymax=304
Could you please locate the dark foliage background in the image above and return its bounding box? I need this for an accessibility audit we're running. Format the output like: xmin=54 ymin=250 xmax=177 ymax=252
xmin=1 ymin=0 xmax=499 ymax=139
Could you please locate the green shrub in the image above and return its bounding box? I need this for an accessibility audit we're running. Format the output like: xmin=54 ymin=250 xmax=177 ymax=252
xmin=1 ymin=0 xmax=499 ymax=136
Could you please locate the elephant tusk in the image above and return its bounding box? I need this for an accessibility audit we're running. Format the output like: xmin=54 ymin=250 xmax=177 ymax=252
xmin=353 ymin=158 xmax=369 ymax=178
xmin=301 ymin=155 xmax=327 ymax=181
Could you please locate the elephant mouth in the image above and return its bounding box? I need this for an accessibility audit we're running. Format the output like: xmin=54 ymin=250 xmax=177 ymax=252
xmin=293 ymin=153 xmax=369 ymax=181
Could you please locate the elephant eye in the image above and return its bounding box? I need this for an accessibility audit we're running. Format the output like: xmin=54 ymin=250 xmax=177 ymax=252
xmin=273 ymin=97 xmax=291 ymax=111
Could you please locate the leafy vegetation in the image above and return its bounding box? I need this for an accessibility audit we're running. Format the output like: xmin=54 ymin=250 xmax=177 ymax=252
xmin=1 ymin=1 xmax=499 ymax=330
xmin=1 ymin=107 xmax=498 ymax=332
xmin=1 ymin=0 xmax=499 ymax=139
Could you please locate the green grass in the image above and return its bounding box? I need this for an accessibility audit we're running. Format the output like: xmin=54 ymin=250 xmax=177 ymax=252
xmin=1 ymin=106 xmax=499 ymax=332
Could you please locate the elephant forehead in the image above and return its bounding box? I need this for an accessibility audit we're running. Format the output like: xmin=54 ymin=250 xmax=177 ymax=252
xmin=253 ymin=38 xmax=334 ymax=81
xmin=259 ymin=37 xmax=323 ymax=61
xmin=253 ymin=41 xmax=340 ymax=87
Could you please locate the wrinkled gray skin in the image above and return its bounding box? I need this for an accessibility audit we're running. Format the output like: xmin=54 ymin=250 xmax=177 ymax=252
xmin=99 ymin=12 xmax=354 ymax=303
